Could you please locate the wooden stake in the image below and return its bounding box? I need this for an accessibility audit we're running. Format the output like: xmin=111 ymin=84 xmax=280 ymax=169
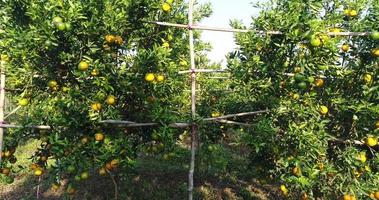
xmin=188 ymin=0 xmax=197 ymax=199
xmin=0 ymin=59 xmax=5 ymax=166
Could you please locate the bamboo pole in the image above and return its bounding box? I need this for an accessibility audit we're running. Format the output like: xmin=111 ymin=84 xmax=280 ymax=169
xmin=0 ymin=58 xmax=5 ymax=166
xmin=178 ymin=69 xmax=227 ymax=74
xmin=147 ymin=21 xmax=372 ymax=36
xmin=0 ymin=124 xmax=51 ymax=129
xmin=188 ymin=0 xmax=197 ymax=199
xmin=203 ymin=110 xmax=269 ymax=121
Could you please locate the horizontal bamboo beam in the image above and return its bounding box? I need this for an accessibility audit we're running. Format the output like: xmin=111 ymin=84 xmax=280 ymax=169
xmin=178 ymin=69 xmax=227 ymax=74
xmin=0 ymin=124 xmax=51 ymax=130
xmin=203 ymin=109 xmax=270 ymax=121
xmin=148 ymin=21 xmax=372 ymax=36
xmin=215 ymin=119 xmax=251 ymax=127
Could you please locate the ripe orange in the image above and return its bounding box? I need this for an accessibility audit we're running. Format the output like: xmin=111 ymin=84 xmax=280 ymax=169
xmin=105 ymin=163 xmax=113 ymax=170
xmin=156 ymin=75 xmax=165 ymax=82
xmin=40 ymin=156 xmax=48 ymax=162
xmin=48 ymin=80 xmax=58 ymax=88
xmin=364 ymin=74 xmax=372 ymax=84
xmin=3 ymin=150 xmax=12 ymax=158
xmin=91 ymin=102 xmax=102 ymax=111
xmin=34 ymin=168 xmax=43 ymax=176
xmin=30 ymin=163 xmax=39 ymax=170
xmin=366 ymin=137 xmax=378 ymax=147
xmin=341 ymin=44 xmax=349 ymax=52
xmin=91 ymin=69 xmax=99 ymax=76
xmin=52 ymin=183 xmax=60 ymax=190
xmin=343 ymin=194 xmax=352 ymax=200
xmin=145 ymin=73 xmax=155 ymax=82
xmin=292 ymin=166 xmax=301 ymax=176
xmin=106 ymin=95 xmax=116 ymax=105
xmin=78 ymin=61 xmax=89 ymax=71
xmin=2 ymin=168 xmax=10 ymax=175
xmin=301 ymin=192 xmax=308 ymax=200
xmin=110 ymin=159 xmax=119 ymax=168
xmin=349 ymin=10 xmax=358 ymax=17
xmin=105 ymin=35 xmax=115 ymax=44
xmin=280 ymin=185 xmax=288 ymax=196
xmin=372 ymin=48 xmax=379 ymax=57
xmin=162 ymin=3 xmax=171 ymax=12
xmin=95 ymin=133 xmax=104 ymax=141
xmin=114 ymin=36 xmax=123 ymax=45
xmin=320 ymin=106 xmax=328 ymax=115
xmin=374 ymin=191 xmax=379 ymax=199
xmin=315 ymin=79 xmax=324 ymax=88
xmin=98 ymin=167 xmax=107 ymax=176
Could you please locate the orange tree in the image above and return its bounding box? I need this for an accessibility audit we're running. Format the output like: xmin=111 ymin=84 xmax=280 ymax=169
xmin=0 ymin=0 xmax=212 ymax=193
xmin=222 ymin=0 xmax=378 ymax=199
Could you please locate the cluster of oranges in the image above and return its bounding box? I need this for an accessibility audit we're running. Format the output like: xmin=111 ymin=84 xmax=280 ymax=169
xmin=104 ymin=34 xmax=123 ymax=46
xmin=145 ymin=73 xmax=165 ymax=83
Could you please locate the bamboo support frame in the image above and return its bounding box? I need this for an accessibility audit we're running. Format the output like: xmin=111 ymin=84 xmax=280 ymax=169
xmin=0 ymin=3 xmax=374 ymax=200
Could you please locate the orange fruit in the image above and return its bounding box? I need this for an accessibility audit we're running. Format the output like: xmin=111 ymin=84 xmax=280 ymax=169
xmin=320 ymin=106 xmax=328 ymax=115
xmin=106 ymin=95 xmax=116 ymax=105
xmin=40 ymin=156 xmax=48 ymax=162
xmin=374 ymin=191 xmax=379 ymax=199
xmin=372 ymin=48 xmax=379 ymax=57
xmin=18 ymin=98 xmax=29 ymax=106
xmin=349 ymin=10 xmax=358 ymax=17
xmin=315 ymin=79 xmax=324 ymax=88
xmin=343 ymin=194 xmax=352 ymax=200
xmin=114 ymin=36 xmax=123 ymax=45
xmin=292 ymin=166 xmax=301 ymax=176
xmin=162 ymin=3 xmax=171 ymax=12
xmin=91 ymin=69 xmax=99 ymax=76
xmin=110 ymin=159 xmax=119 ymax=168
xmin=2 ymin=168 xmax=10 ymax=175
xmin=301 ymin=192 xmax=308 ymax=200
xmin=52 ymin=183 xmax=60 ymax=190
xmin=81 ymin=136 xmax=89 ymax=144
xmin=341 ymin=44 xmax=349 ymax=52
xmin=156 ymin=75 xmax=165 ymax=82
xmin=95 ymin=133 xmax=104 ymax=141
xmin=91 ymin=102 xmax=102 ymax=111
xmin=98 ymin=167 xmax=107 ymax=176
xmin=162 ymin=42 xmax=170 ymax=48
xmin=3 ymin=150 xmax=12 ymax=158
xmin=80 ymin=171 xmax=89 ymax=180
xmin=34 ymin=168 xmax=43 ymax=176
xmin=105 ymin=163 xmax=113 ymax=170
xmin=145 ymin=73 xmax=155 ymax=82
xmin=78 ymin=61 xmax=89 ymax=71
xmin=367 ymin=137 xmax=378 ymax=147
xmin=105 ymin=35 xmax=115 ymax=44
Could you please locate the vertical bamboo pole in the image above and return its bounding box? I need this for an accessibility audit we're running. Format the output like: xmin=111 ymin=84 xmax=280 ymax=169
xmin=0 ymin=57 xmax=6 ymax=166
xmin=188 ymin=0 xmax=196 ymax=200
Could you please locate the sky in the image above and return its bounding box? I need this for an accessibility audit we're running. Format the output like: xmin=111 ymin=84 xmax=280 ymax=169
xmin=197 ymin=0 xmax=262 ymax=66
